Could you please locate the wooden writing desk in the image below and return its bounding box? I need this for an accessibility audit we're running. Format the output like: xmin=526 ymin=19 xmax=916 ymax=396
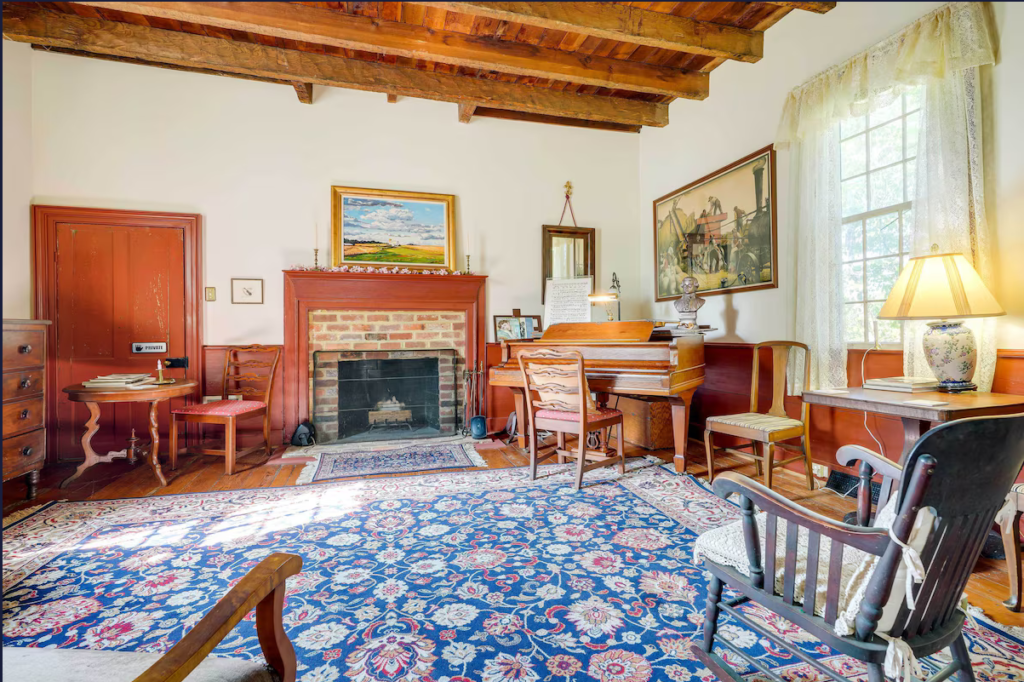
xmin=62 ymin=380 xmax=198 ymax=488
xmin=804 ymin=387 xmax=1024 ymax=463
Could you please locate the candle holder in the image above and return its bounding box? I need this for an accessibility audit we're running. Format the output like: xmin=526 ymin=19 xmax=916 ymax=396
xmin=314 ymin=248 xmax=320 ymax=270
xmin=153 ymin=359 xmax=174 ymax=385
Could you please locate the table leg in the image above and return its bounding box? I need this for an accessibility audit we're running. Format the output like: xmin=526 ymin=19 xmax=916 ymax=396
xmin=899 ymin=417 xmax=929 ymax=464
xmin=511 ymin=387 xmax=528 ymax=449
xmin=671 ymin=391 xmax=696 ymax=474
xmin=61 ymin=401 xmax=102 ymax=488
xmin=148 ymin=399 xmax=169 ymax=487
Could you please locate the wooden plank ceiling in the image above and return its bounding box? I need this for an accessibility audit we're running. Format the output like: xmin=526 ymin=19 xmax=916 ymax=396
xmin=2 ymin=1 xmax=834 ymax=132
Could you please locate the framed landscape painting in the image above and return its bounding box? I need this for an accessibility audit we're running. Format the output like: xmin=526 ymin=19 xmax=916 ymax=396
xmin=653 ymin=145 xmax=777 ymax=301
xmin=331 ymin=186 xmax=455 ymax=270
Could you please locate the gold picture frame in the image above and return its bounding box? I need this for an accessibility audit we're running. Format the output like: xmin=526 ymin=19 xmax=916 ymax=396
xmin=331 ymin=186 xmax=456 ymax=270
xmin=653 ymin=145 xmax=778 ymax=300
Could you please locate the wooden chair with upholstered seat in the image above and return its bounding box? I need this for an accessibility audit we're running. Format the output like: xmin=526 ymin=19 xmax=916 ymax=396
xmin=518 ymin=347 xmax=624 ymax=492
xmin=169 ymin=345 xmax=280 ymax=475
xmin=2 ymin=553 xmax=301 ymax=682
xmin=704 ymin=340 xmax=814 ymax=490
xmin=692 ymin=414 xmax=1024 ymax=682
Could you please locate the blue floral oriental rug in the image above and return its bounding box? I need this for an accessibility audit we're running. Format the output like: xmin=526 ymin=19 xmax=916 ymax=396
xmin=4 ymin=461 xmax=1023 ymax=682
xmin=290 ymin=441 xmax=488 ymax=484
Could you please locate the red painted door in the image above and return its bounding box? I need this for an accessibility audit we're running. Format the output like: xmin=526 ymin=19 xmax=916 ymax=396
xmin=53 ymin=221 xmax=189 ymax=460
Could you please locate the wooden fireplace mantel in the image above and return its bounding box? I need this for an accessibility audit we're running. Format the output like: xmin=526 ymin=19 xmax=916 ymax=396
xmin=282 ymin=270 xmax=487 ymax=439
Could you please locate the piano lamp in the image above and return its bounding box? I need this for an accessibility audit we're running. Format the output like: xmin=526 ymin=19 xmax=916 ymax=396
xmin=876 ymin=247 xmax=1004 ymax=392
xmin=588 ymin=272 xmax=622 ymax=322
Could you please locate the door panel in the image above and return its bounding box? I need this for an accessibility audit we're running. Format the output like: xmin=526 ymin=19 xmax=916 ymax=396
xmin=54 ymin=222 xmax=189 ymax=460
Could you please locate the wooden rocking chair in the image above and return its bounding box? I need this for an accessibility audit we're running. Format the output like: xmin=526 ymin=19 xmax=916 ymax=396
xmin=691 ymin=413 xmax=1024 ymax=682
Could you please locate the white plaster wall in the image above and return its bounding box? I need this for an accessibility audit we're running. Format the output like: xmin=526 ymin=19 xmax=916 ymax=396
xmin=636 ymin=1 xmax=1024 ymax=347
xmin=3 ymin=41 xmax=34 ymax=319
xmin=26 ymin=51 xmax=641 ymax=345
xmin=989 ymin=2 xmax=1024 ymax=349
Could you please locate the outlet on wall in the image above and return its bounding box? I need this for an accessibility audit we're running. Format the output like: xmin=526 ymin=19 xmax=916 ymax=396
xmin=205 ymin=287 xmax=216 ymax=301
xmin=812 ymin=463 xmax=830 ymax=480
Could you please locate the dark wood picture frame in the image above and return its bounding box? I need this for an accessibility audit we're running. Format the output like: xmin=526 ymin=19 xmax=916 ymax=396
xmin=231 ymin=278 xmax=264 ymax=304
xmin=542 ymin=225 xmax=595 ymax=304
xmin=653 ymin=144 xmax=778 ymax=301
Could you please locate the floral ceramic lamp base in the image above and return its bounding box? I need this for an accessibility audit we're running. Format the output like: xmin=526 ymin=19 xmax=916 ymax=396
xmin=922 ymin=320 xmax=978 ymax=393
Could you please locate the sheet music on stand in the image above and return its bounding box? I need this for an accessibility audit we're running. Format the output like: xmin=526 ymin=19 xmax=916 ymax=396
xmin=545 ymin=277 xmax=593 ymax=327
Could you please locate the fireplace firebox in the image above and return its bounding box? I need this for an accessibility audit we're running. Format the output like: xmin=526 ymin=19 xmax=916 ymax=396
xmin=313 ymin=349 xmax=458 ymax=443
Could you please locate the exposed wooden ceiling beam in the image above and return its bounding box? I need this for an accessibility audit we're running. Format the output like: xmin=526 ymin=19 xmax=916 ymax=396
xmin=458 ymin=103 xmax=475 ymax=124
xmin=3 ymin=5 xmax=668 ymax=128
xmin=471 ymin=107 xmax=642 ymax=134
xmin=30 ymin=43 xmax=302 ymax=91
xmin=293 ymin=82 xmax=313 ymax=104
xmin=387 ymin=93 xmax=399 ymax=104
xmin=418 ymin=2 xmax=763 ymax=63
xmin=762 ymin=1 xmax=836 ymax=13
xmin=73 ymin=1 xmax=709 ymax=99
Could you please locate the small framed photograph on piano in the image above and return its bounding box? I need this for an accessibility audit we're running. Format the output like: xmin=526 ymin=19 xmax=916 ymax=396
xmin=494 ymin=314 xmax=542 ymax=342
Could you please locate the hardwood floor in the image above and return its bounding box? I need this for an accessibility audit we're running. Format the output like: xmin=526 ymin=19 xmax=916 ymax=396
xmin=3 ymin=435 xmax=1022 ymax=630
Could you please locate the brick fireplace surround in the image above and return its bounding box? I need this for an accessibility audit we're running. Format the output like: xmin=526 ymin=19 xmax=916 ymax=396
xmin=309 ymin=314 xmax=464 ymax=442
xmin=282 ymin=270 xmax=487 ymax=441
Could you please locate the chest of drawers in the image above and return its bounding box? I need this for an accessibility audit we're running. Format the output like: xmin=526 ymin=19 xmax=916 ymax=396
xmin=3 ymin=319 xmax=50 ymax=499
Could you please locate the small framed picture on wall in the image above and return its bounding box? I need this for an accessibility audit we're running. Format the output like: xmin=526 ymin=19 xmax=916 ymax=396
xmin=231 ymin=278 xmax=264 ymax=304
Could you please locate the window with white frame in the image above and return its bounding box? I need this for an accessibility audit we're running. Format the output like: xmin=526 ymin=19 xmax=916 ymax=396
xmin=839 ymin=86 xmax=922 ymax=345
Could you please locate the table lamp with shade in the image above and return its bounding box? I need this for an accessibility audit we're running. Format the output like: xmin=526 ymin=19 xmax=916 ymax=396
xmin=876 ymin=246 xmax=1004 ymax=392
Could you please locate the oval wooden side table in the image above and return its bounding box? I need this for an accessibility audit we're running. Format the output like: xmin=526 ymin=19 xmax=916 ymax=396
xmin=61 ymin=380 xmax=199 ymax=488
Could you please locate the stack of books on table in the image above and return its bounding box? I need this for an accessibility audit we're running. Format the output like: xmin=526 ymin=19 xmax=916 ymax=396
xmin=82 ymin=373 xmax=156 ymax=389
xmin=863 ymin=376 xmax=941 ymax=393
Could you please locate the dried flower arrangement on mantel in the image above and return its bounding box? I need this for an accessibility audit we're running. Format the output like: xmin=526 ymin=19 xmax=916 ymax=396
xmin=288 ymin=264 xmax=467 ymax=275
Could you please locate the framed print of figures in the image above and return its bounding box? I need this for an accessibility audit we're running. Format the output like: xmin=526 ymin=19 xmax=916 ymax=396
xmin=331 ymin=186 xmax=455 ymax=270
xmin=653 ymin=145 xmax=777 ymax=301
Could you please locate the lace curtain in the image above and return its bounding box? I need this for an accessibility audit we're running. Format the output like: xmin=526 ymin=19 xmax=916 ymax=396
xmin=777 ymin=2 xmax=996 ymax=391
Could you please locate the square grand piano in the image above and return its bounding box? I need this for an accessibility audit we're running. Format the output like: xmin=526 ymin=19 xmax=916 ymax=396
xmin=487 ymin=320 xmax=705 ymax=473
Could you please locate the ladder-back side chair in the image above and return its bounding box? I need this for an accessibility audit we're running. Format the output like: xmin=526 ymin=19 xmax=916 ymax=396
xmin=704 ymin=340 xmax=814 ymax=490
xmin=169 ymin=345 xmax=280 ymax=475
xmin=518 ymin=348 xmax=624 ymax=492
xmin=692 ymin=414 xmax=1024 ymax=682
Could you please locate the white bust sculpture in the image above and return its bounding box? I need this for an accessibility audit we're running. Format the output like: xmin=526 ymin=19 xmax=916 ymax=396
xmin=673 ymin=276 xmax=704 ymax=329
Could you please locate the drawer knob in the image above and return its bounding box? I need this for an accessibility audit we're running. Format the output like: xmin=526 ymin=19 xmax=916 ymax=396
xmin=18 ymin=344 xmax=32 ymax=354
xmin=21 ymin=446 xmax=33 ymax=457
xmin=19 ymin=378 xmax=32 ymax=389
xmin=20 ymin=409 xmax=30 ymax=420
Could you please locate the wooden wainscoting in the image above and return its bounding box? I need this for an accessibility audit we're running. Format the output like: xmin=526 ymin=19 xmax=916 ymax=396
xmin=483 ymin=341 xmax=1024 ymax=475
xmin=201 ymin=345 xmax=284 ymax=446
xmin=693 ymin=343 xmax=1024 ymax=476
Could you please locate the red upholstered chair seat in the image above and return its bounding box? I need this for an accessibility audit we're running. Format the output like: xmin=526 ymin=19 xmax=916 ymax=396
xmin=172 ymin=400 xmax=266 ymax=417
xmin=535 ymin=406 xmax=622 ymax=422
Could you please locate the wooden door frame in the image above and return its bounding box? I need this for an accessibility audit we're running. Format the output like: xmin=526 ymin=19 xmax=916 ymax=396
xmin=32 ymin=205 xmax=204 ymax=462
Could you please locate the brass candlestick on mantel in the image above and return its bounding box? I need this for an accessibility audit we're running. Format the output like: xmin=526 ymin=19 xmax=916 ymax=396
xmin=314 ymin=248 xmax=320 ymax=269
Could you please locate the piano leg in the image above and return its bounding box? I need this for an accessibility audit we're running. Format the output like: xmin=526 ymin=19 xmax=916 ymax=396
xmin=511 ymin=388 xmax=528 ymax=449
xmin=670 ymin=390 xmax=697 ymax=474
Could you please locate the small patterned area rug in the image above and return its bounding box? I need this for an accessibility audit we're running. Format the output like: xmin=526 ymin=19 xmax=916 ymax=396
xmin=4 ymin=462 xmax=1023 ymax=682
xmin=282 ymin=435 xmax=487 ymax=484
